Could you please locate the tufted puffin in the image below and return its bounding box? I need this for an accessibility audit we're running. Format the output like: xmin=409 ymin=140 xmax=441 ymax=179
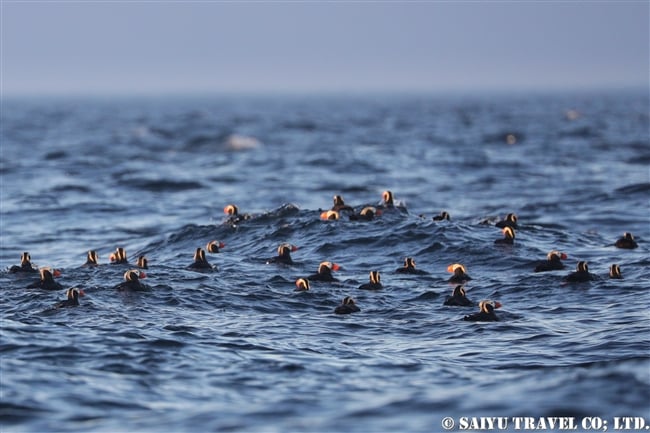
xmin=267 ymin=243 xmax=298 ymax=265
xmin=26 ymin=267 xmax=63 ymax=290
xmin=534 ymin=251 xmax=567 ymax=272
xmin=463 ymin=300 xmax=502 ymax=322
xmin=443 ymin=285 xmax=473 ymax=306
xmin=9 ymin=252 xmax=38 ymax=273
xmin=307 ymin=261 xmax=340 ymax=282
xmin=358 ymin=271 xmax=383 ymax=290
xmin=334 ymin=296 xmax=361 ymax=314
xmin=615 ymin=232 xmax=638 ymax=249
xmin=447 ymin=263 xmax=472 ymax=284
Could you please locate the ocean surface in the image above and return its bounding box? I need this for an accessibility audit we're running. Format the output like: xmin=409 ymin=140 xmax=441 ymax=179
xmin=1 ymin=90 xmax=649 ymax=433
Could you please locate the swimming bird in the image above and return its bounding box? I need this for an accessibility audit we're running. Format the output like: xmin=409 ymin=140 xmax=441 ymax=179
xmin=443 ymin=285 xmax=473 ymax=306
xmin=206 ymin=240 xmax=226 ymax=253
xmin=113 ymin=269 xmax=148 ymax=291
xmin=224 ymin=204 xmax=251 ymax=225
xmin=381 ymin=190 xmax=395 ymax=208
xmin=334 ymin=296 xmax=361 ymax=314
xmin=564 ymin=261 xmax=595 ymax=283
xmin=396 ymin=257 xmax=426 ymax=274
xmin=447 ymin=263 xmax=471 ymax=284
xmin=83 ymin=250 xmax=99 ymax=267
xmin=463 ymin=300 xmax=502 ymax=322
xmin=9 ymin=252 xmax=38 ymax=273
xmin=534 ymin=250 xmax=567 ymax=272
xmin=358 ymin=271 xmax=383 ymax=290
xmin=307 ymin=261 xmax=340 ymax=282
xmin=432 ymin=211 xmax=451 ymax=221
xmin=54 ymin=288 xmax=84 ymax=308
xmin=136 ymin=256 xmax=148 ymax=269
xmin=331 ymin=195 xmax=354 ymax=212
xmin=495 ymin=213 xmax=518 ymax=229
xmin=295 ymin=278 xmax=310 ymax=292
xmin=494 ymin=226 xmax=515 ymax=245
xmin=349 ymin=206 xmax=380 ymax=221
xmin=320 ymin=210 xmax=340 ymax=220
xmin=378 ymin=190 xmax=407 ymax=211
xmin=224 ymin=204 xmax=239 ymax=217
xmin=609 ymin=264 xmax=623 ymax=279
xmin=26 ymin=268 xmax=63 ymax=290
xmin=188 ymin=247 xmax=212 ymax=270
xmin=267 ymin=243 xmax=298 ymax=265
xmin=109 ymin=247 xmax=128 ymax=264
xmin=615 ymin=232 xmax=638 ymax=249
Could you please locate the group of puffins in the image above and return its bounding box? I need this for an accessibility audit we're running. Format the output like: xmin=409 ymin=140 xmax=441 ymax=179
xmin=7 ymin=190 xmax=640 ymax=320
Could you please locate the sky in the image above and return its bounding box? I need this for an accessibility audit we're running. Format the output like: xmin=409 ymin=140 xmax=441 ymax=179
xmin=1 ymin=1 xmax=648 ymax=96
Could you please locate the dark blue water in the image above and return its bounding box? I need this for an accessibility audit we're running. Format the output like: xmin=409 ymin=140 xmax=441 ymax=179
xmin=1 ymin=91 xmax=649 ymax=432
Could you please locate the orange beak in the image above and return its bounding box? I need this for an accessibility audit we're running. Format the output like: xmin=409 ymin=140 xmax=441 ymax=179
xmin=446 ymin=265 xmax=455 ymax=273
xmin=79 ymin=289 xmax=86 ymax=297
xmin=291 ymin=245 xmax=298 ymax=252
xmin=139 ymin=271 xmax=147 ymax=279
xmin=494 ymin=301 xmax=502 ymax=309
xmin=218 ymin=242 xmax=226 ymax=248
xmin=560 ymin=253 xmax=568 ymax=260
xmin=109 ymin=253 xmax=116 ymax=262
xmin=53 ymin=269 xmax=62 ymax=277
xmin=320 ymin=211 xmax=329 ymax=220
xmin=331 ymin=263 xmax=340 ymax=271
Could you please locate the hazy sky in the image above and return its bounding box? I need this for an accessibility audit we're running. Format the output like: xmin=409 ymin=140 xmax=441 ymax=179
xmin=2 ymin=1 xmax=648 ymax=96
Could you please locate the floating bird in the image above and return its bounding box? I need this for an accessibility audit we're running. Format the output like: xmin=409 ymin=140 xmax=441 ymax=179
xmin=224 ymin=204 xmax=239 ymax=217
xmin=494 ymin=226 xmax=515 ymax=245
xmin=609 ymin=264 xmax=623 ymax=279
xmin=9 ymin=252 xmax=38 ymax=273
xmin=564 ymin=261 xmax=595 ymax=283
xmin=534 ymin=250 xmax=567 ymax=272
xmin=113 ymin=269 xmax=148 ymax=291
xmin=334 ymin=296 xmax=360 ymax=314
xmin=615 ymin=232 xmax=638 ymax=249
xmin=349 ymin=206 xmax=380 ymax=221
xmin=295 ymin=278 xmax=310 ymax=292
xmin=307 ymin=261 xmax=340 ymax=282
xmin=432 ymin=211 xmax=451 ymax=221
xmin=331 ymin=195 xmax=354 ymax=212
xmin=358 ymin=271 xmax=383 ymax=290
xmin=109 ymin=247 xmax=128 ymax=264
xmin=267 ymin=243 xmax=298 ymax=265
xmin=188 ymin=247 xmax=212 ymax=270
xmin=463 ymin=300 xmax=502 ymax=322
xmin=224 ymin=204 xmax=252 ymax=225
xmin=26 ymin=268 xmax=63 ymax=290
xmin=136 ymin=256 xmax=148 ymax=269
xmin=54 ymin=288 xmax=84 ymax=308
xmin=381 ymin=190 xmax=395 ymax=208
xmin=395 ymin=257 xmax=426 ymax=274
xmin=447 ymin=263 xmax=471 ymax=284
xmin=83 ymin=250 xmax=99 ymax=267
xmin=320 ymin=210 xmax=340 ymax=220
xmin=206 ymin=240 xmax=226 ymax=253
xmin=443 ymin=285 xmax=473 ymax=306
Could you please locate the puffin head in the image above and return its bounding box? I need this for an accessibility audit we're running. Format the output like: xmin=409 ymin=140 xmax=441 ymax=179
xmin=224 ymin=204 xmax=239 ymax=216
xmin=295 ymin=278 xmax=310 ymax=291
